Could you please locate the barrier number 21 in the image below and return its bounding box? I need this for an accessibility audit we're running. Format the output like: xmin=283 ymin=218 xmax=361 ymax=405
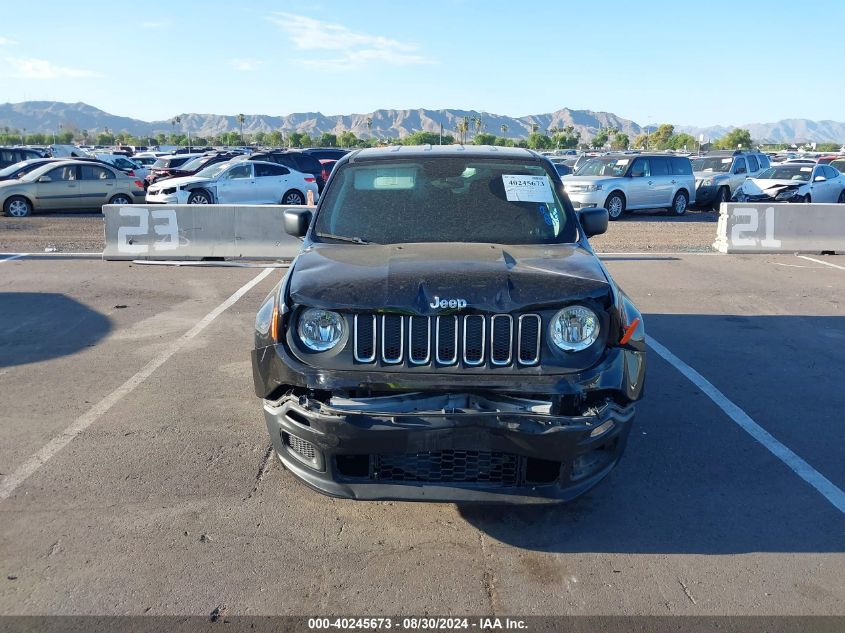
xmin=117 ymin=208 xmax=179 ymax=254
xmin=731 ymin=207 xmax=782 ymax=248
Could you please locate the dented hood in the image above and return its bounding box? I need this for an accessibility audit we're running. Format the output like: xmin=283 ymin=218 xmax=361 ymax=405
xmin=287 ymin=242 xmax=611 ymax=313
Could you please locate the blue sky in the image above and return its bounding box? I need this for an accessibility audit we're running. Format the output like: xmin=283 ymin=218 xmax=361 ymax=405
xmin=1 ymin=0 xmax=843 ymax=126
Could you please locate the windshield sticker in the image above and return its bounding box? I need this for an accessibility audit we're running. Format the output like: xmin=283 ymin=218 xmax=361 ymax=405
xmin=800 ymin=167 xmax=812 ymax=172
xmin=721 ymin=158 xmax=732 ymax=163
xmin=615 ymin=159 xmax=630 ymax=166
xmin=538 ymin=203 xmax=561 ymax=233
xmin=502 ymin=174 xmax=554 ymax=202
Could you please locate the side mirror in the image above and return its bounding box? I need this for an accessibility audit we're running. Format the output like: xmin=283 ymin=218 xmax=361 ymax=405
xmin=579 ymin=207 xmax=609 ymax=237
xmin=284 ymin=208 xmax=313 ymax=238
xmin=813 ymin=175 xmax=826 ymax=182
xmin=37 ymin=175 xmax=52 ymax=183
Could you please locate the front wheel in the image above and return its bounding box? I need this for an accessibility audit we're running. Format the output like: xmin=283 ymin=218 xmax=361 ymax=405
xmin=4 ymin=196 xmax=32 ymax=217
xmin=604 ymin=192 xmax=625 ymax=220
xmin=670 ymin=191 xmax=689 ymax=216
xmin=109 ymin=194 xmax=132 ymax=205
xmin=711 ymin=186 xmax=729 ymax=211
xmin=187 ymin=190 xmax=212 ymax=204
xmin=838 ymin=190 xmax=845 ymax=204
xmin=802 ymin=194 xmax=811 ymax=203
xmin=282 ymin=189 xmax=305 ymax=205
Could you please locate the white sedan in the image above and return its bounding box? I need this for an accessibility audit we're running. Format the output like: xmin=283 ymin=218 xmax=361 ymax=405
xmin=733 ymin=163 xmax=845 ymax=204
xmin=145 ymin=160 xmax=318 ymax=205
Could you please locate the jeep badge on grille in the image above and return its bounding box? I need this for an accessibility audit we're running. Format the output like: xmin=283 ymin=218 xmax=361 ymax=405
xmin=429 ymin=296 xmax=468 ymax=310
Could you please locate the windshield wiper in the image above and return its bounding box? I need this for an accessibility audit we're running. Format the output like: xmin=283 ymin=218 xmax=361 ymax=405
xmin=314 ymin=232 xmax=371 ymax=245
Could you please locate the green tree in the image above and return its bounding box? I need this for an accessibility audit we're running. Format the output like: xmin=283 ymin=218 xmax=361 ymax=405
xmin=318 ymin=132 xmax=338 ymax=147
xmin=670 ymin=133 xmax=696 ymax=151
xmin=632 ymin=133 xmax=649 ymax=149
xmin=591 ymin=130 xmax=609 ymax=149
xmin=339 ymin=131 xmax=358 ymax=148
xmin=714 ymin=128 xmax=753 ymax=150
xmin=611 ymin=133 xmax=630 ymax=150
xmin=95 ymin=132 xmax=114 ymax=145
xmin=473 ymin=132 xmax=496 ymax=145
xmin=236 ymin=113 xmax=246 ymax=145
xmin=815 ymin=142 xmax=840 ymax=152
xmin=527 ymin=133 xmax=553 ymax=150
xmin=287 ymin=132 xmax=310 ymax=148
xmin=500 ymin=123 xmax=508 ymax=137
xmin=530 ymin=123 xmax=539 ymax=134
xmin=494 ymin=136 xmax=514 ymax=147
xmin=473 ymin=116 xmax=484 ymax=140
xmin=649 ymin=124 xmax=675 ymax=149
xmin=403 ymin=131 xmax=449 ymax=145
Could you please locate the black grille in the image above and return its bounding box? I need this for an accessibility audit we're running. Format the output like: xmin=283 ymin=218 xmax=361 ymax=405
xmin=463 ymin=315 xmax=484 ymax=365
xmin=518 ymin=315 xmax=541 ymax=364
xmin=436 ymin=316 xmax=458 ymax=364
xmin=374 ymin=450 xmax=520 ymax=485
xmin=409 ymin=316 xmax=430 ymax=364
xmin=354 ymin=315 xmax=375 ymax=362
xmin=491 ymin=315 xmax=513 ymax=365
xmin=382 ymin=315 xmax=403 ymax=362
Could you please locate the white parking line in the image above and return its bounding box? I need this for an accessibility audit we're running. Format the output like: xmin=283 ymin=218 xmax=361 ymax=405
xmin=0 ymin=253 xmax=29 ymax=263
xmin=797 ymin=255 xmax=845 ymax=271
xmin=648 ymin=336 xmax=845 ymax=515
xmin=0 ymin=266 xmax=277 ymax=502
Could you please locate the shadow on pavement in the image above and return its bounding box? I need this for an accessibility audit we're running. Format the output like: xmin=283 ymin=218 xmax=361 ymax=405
xmin=458 ymin=314 xmax=845 ymax=554
xmin=0 ymin=293 xmax=112 ymax=368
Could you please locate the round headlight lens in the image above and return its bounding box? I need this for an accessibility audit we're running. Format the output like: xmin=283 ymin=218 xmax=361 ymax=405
xmin=551 ymin=306 xmax=600 ymax=352
xmin=297 ymin=308 xmax=345 ymax=351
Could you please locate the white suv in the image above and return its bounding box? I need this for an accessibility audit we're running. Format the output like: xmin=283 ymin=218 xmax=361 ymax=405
xmin=562 ymin=153 xmax=696 ymax=219
xmin=691 ymin=151 xmax=770 ymax=210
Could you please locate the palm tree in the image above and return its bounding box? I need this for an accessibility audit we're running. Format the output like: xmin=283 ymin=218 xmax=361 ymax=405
xmin=500 ymin=123 xmax=508 ymax=137
xmin=531 ymin=123 xmax=539 ymax=134
xmin=366 ymin=116 xmax=373 ymax=139
xmin=237 ymin=113 xmax=246 ymax=146
xmin=171 ymin=116 xmax=181 ymax=145
xmin=474 ymin=116 xmax=484 ymax=139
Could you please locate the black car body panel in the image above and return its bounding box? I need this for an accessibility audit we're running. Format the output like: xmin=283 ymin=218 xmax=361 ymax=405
xmin=250 ymin=145 xmax=646 ymax=502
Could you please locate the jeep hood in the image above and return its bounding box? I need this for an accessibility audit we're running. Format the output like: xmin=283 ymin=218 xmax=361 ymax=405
xmin=287 ymin=242 xmax=612 ymax=313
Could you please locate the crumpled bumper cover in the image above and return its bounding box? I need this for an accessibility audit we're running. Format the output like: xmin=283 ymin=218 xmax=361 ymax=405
xmin=264 ymin=393 xmax=635 ymax=502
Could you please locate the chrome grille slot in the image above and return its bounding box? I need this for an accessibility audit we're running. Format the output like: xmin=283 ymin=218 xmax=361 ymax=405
xmin=435 ymin=315 xmax=459 ymax=365
xmin=381 ymin=315 xmax=404 ymax=363
xmin=462 ymin=315 xmax=485 ymax=365
xmin=490 ymin=315 xmax=513 ymax=366
xmin=354 ymin=314 xmax=376 ymax=363
xmin=517 ymin=314 xmax=542 ymax=365
xmin=408 ymin=316 xmax=431 ymax=365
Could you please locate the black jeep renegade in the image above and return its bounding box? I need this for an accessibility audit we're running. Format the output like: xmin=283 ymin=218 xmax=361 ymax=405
xmin=251 ymin=145 xmax=646 ymax=502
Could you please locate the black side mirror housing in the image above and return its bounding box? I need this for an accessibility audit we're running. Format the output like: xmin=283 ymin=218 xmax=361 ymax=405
xmin=579 ymin=207 xmax=609 ymax=237
xmin=283 ymin=208 xmax=313 ymax=238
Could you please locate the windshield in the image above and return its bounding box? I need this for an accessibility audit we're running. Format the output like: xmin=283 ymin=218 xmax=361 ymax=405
xmin=692 ymin=157 xmax=733 ymax=173
xmin=196 ymin=162 xmax=231 ymax=178
xmin=0 ymin=160 xmax=43 ymax=178
xmin=179 ymin=157 xmax=209 ymax=171
xmin=830 ymin=160 xmax=845 ymax=172
xmin=314 ymin=158 xmax=577 ymax=245
xmin=574 ymin=157 xmax=630 ymax=177
xmin=756 ymin=166 xmax=812 ymax=182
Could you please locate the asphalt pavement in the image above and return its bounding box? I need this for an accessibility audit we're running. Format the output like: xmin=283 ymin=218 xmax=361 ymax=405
xmin=0 ymin=251 xmax=842 ymax=618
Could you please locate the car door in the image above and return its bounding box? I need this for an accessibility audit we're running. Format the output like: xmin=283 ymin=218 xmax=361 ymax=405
xmin=216 ymin=163 xmax=254 ymax=203
xmin=34 ymin=164 xmax=81 ymax=210
xmin=254 ymin=162 xmax=290 ymax=203
xmin=625 ymin=158 xmax=653 ymax=208
xmin=816 ymin=165 xmax=838 ymax=201
xmin=730 ymin=157 xmax=748 ymax=194
xmin=826 ymin=166 xmax=845 ymax=202
xmin=78 ymin=164 xmax=117 ymax=207
xmin=649 ymin=156 xmax=674 ymax=207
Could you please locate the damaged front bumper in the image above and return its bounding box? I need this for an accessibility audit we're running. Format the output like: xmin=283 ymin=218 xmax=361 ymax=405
xmin=264 ymin=391 xmax=635 ymax=503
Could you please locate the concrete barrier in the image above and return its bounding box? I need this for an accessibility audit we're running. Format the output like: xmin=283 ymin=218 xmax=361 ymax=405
xmin=102 ymin=204 xmax=315 ymax=261
xmin=713 ymin=202 xmax=845 ymax=254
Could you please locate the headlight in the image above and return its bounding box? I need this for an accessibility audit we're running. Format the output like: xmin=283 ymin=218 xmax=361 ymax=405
xmin=576 ymin=184 xmax=602 ymax=192
xmin=550 ymin=306 xmax=600 ymax=352
xmin=701 ymin=178 xmax=714 ymax=186
xmin=297 ymin=308 xmax=345 ymax=351
xmin=775 ymin=189 xmax=798 ymax=200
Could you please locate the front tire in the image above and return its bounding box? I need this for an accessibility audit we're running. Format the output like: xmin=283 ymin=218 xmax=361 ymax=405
xmin=670 ymin=190 xmax=689 ymax=216
xmin=711 ymin=186 xmax=729 ymax=211
xmin=282 ymin=189 xmax=305 ymax=205
xmin=187 ymin=190 xmax=212 ymax=204
xmin=4 ymin=196 xmax=32 ymax=217
xmin=604 ymin=192 xmax=625 ymax=220
xmin=802 ymin=194 xmax=811 ymax=203
xmin=109 ymin=194 xmax=132 ymax=205
xmin=838 ymin=190 xmax=845 ymax=204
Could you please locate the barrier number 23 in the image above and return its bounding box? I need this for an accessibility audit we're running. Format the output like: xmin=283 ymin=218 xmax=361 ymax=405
xmin=731 ymin=206 xmax=782 ymax=248
xmin=117 ymin=208 xmax=179 ymax=254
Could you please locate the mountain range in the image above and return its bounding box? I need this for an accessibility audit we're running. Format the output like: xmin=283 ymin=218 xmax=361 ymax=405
xmin=1 ymin=101 xmax=843 ymax=144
